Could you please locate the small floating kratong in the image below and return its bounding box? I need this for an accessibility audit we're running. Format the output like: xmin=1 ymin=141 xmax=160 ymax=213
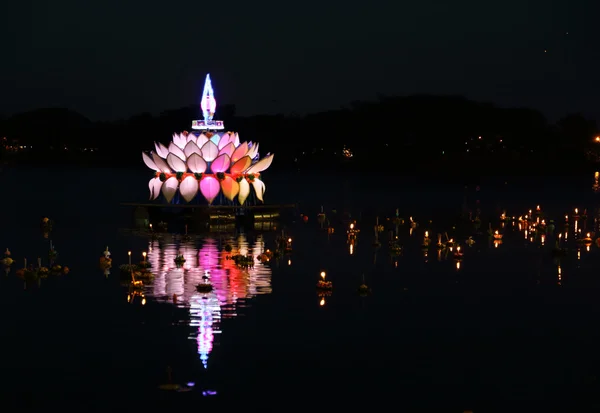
xmin=196 ymin=275 xmax=213 ymax=293
xmin=317 ymin=271 xmax=332 ymax=290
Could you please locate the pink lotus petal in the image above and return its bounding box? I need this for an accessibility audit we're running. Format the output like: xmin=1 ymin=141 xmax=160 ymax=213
xmin=218 ymin=142 xmax=235 ymax=158
xmin=200 ymin=176 xmax=220 ymax=204
xmin=210 ymin=153 xmax=231 ymax=173
xmin=218 ymin=133 xmax=232 ymax=150
xmin=231 ymin=142 xmax=248 ymax=162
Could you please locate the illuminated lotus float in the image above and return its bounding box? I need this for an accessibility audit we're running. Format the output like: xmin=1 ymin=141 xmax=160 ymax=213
xmin=142 ymin=131 xmax=274 ymax=204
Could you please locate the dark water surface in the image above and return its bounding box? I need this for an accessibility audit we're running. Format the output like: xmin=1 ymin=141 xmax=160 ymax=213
xmin=2 ymin=167 xmax=600 ymax=411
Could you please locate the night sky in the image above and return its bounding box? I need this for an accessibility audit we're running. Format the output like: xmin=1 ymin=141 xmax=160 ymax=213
xmin=1 ymin=0 xmax=597 ymax=121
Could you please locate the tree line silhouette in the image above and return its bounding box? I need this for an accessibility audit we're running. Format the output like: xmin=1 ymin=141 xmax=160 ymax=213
xmin=0 ymin=95 xmax=598 ymax=175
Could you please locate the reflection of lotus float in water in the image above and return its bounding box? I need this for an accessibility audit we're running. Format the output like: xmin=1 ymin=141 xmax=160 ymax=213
xmin=492 ymin=230 xmax=503 ymax=241
xmin=142 ymin=74 xmax=274 ymax=205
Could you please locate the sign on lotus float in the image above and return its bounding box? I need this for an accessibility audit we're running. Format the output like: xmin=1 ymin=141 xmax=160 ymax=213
xmin=141 ymin=74 xmax=274 ymax=205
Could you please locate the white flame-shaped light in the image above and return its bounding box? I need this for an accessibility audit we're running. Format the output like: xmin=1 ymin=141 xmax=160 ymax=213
xmin=142 ymin=131 xmax=274 ymax=204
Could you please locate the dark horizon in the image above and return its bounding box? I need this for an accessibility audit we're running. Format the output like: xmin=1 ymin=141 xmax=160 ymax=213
xmin=0 ymin=92 xmax=597 ymax=126
xmin=2 ymin=0 xmax=599 ymax=122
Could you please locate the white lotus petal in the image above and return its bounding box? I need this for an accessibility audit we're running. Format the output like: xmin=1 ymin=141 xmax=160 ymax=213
xmin=142 ymin=152 xmax=159 ymax=171
xmin=218 ymin=142 xmax=235 ymax=158
xmin=197 ymin=133 xmax=209 ymax=147
xmin=152 ymin=153 xmax=171 ymax=173
xmin=233 ymin=133 xmax=240 ymax=147
xmin=220 ymin=176 xmax=240 ymax=201
xmin=247 ymin=142 xmax=259 ymax=159
xmin=168 ymin=142 xmax=186 ymax=161
xmin=231 ymin=142 xmax=248 ymax=163
xmin=179 ymin=175 xmax=199 ymax=203
xmin=210 ymin=153 xmax=230 ymax=173
xmin=149 ymin=177 xmax=162 ymax=200
xmin=251 ymin=177 xmax=265 ymax=202
xmin=186 ymin=153 xmax=207 ymax=173
xmin=246 ymin=153 xmax=274 ymax=173
xmin=167 ymin=153 xmax=187 ymax=172
xmin=218 ymin=133 xmax=232 ymax=150
xmin=186 ymin=134 xmax=197 ymax=144
xmin=201 ymin=140 xmax=219 ymax=162
xmin=238 ymin=178 xmax=250 ymax=205
xmin=174 ymin=134 xmax=187 ymax=149
xmin=184 ymin=141 xmax=202 ymax=158
xmin=161 ymin=177 xmax=179 ymax=203
xmin=155 ymin=142 xmax=169 ymax=158
xmin=230 ymin=155 xmax=252 ymax=174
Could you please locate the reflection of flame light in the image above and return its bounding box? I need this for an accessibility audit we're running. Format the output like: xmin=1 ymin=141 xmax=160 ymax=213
xmin=455 ymin=261 xmax=460 ymax=271
xmin=558 ymin=265 xmax=562 ymax=285
xmin=145 ymin=235 xmax=272 ymax=367
xmin=189 ymin=293 xmax=221 ymax=368
xmin=319 ymin=297 xmax=325 ymax=306
xmin=349 ymin=243 xmax=354 ymax=255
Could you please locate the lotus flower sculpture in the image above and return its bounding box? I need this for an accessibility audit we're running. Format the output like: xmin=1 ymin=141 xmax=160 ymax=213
xmin=142 ymin=131 xmax=274 ymax=204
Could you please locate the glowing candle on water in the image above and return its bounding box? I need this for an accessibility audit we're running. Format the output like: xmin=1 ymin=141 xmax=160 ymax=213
xmin=320 ymin=271 xmax=326 ymax=280
xmin=128 ymin=251 xmax=132 ymax=265
xmin=425 ymin=231 xmax=429 ymax=239
xmin=142 ymin=252 xmax=147 ymax=262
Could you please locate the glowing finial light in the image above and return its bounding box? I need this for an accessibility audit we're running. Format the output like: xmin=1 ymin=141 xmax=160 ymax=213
xmin=201 ymin=74 xmax=217 ymax=121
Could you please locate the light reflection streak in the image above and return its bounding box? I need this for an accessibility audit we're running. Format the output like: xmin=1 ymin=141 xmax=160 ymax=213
xmin=145 ymin=235 xmax=272 ymax=368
